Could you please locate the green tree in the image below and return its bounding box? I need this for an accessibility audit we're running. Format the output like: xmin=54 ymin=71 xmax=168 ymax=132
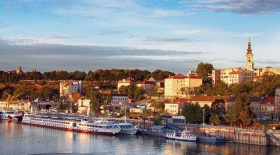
xmin=210 ymin=114 xmax=220 ymax=125
xmin=195 ymin=62 xmax=214 ymax=81
xmin=182 ymin=103 xmax=202 ymax=123
xmin=134 ymin=87 xmax=145 ymax=101
xmin=224 ymin=110 xmax=238 ymax=126
xmin=210 ymin=99 xmax=226 ymax=116
xmin=213 ymin=80 xmax=230 ymax=95
xmin=154 ymin=115 xmax=162 ymax=125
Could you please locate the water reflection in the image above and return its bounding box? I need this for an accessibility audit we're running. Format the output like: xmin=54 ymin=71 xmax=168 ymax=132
xmin=0 ymin=121 xmax=279 ymax=155
xmin=165 ymin=139 xmax=197 ymax=154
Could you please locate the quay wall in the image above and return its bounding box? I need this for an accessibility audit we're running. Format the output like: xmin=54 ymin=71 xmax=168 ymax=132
xmin=178 ymin=125 xmax=274 ymax=146
xmin=122 ymin=119 xmax=276 ymax=146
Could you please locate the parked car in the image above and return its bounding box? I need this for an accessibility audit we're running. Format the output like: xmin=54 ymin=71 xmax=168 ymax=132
xmin=262 ymin=114 xmax=272 ymax=121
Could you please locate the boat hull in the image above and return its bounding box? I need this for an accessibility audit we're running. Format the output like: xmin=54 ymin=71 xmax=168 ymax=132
xmin=21 ymin=122 xmax=119 ymax=136
xmin=119 ymin=128 xmax=138 ymax=135
xmin=165 ymin=135 xmax=197 ymax=142
xmin=197 ymin=135 xmax=226 ymax=144
xmin=0 ymin=114 xmax=19 ymax=120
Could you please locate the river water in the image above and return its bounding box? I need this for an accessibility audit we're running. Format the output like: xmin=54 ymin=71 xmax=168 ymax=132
xmin=0 ymin=120 xmax=279 ymax=155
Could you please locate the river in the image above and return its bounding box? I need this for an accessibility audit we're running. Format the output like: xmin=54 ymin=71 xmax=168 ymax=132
xmin=0 ymin=120 xmax=279 ymax=155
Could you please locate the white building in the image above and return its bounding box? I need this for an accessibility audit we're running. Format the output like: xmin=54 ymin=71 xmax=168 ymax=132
xmin=111 ymin=94 xmax=129 ymax=104
xmin=117 ymin=77 xmax=134 ymax=91
xmin=60 ymin=80 xmax=83 ymax=97
xmin=164 ymin=103 xmax=185 ymax=116
xmin=77 ymin=98 xmax=91 ymax=115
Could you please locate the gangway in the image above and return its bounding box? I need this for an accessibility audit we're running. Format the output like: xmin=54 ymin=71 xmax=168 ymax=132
xmin=166 ymin=123 xmax=183 ymax=132
xmin=266 ymin=130 xmax=280 ymax=147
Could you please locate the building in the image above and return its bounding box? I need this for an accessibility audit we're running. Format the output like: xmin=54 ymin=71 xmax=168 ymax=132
xmin=77 ymin=98 xmax=91 ymax=115
xmin=275 ymin=88 xmax=280 ymax=120
xmin=117 ymin=77 xmax=135 ymax=91
xmin=117 ymin=77 xmax=157 ymax=94
xmin=111 ymin=94 xmax=129 ymax=105
xmin=260 ymin=97 xmax=274 ymax=120
xmin=130 ymin=107 xmax=143 ymax=113
xmin=136 ymin=80 xmax=155 ymax=94
xmin=60 ymin=80 xmax=83 ymax=97
xmin=68 ymin=91 xmax=82 ymax=103
xmin=164 ymin=72 xmax=202 ymax=99
xmin=148 ymin=77 xmax=164 ymax=86
xmin=164 ymin=103 xmax=185 ymax=115
xmin=249 ymin=97 xmax=263 ymax=118
xmin=164 ymin=74 xmax=185 ymax=99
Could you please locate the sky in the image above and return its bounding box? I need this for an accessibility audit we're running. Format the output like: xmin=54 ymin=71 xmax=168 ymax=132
xmin=1 ymin=0 xmax=280 ymax=74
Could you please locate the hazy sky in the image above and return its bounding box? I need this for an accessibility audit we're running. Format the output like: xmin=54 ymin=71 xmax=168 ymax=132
xmin=1 ymin=0 xmax=280 ymax=74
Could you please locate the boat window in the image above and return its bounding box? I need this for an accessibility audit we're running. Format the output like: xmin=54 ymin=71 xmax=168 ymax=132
xmin=6 ymin=112 xmax=15 ymax=114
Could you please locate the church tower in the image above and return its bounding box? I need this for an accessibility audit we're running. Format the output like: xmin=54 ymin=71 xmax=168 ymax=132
xmin=246 ymin=38 xmax=254 ymax=70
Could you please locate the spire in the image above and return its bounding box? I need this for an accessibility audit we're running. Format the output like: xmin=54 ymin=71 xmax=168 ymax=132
xmin=247 ymin=37 xmax=252 ymax=54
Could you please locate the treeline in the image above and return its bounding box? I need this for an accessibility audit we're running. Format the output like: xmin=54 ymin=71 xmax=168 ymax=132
xmin=0 ymin=69 xmax=175 ymax=83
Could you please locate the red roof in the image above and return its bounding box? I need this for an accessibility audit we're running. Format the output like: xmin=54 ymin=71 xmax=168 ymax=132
xmin=261 ymin=97 xmax=274 ymax=105
xmin=187 ymin=74 xmax=202 ymax=79
xmin=229 ymin=71 xmax=241 ymax=75
xmin=175 ymin=98 xmax=189 ymax=103
xmin=166 ymin=76 xmax=186 ymax=79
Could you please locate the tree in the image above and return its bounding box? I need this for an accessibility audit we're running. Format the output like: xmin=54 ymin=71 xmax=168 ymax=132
xmin=210 ymin=114 xmax=220 ymax=125
xmin=224 ymin=110 xmax=238 ymax=126
xmin=118 ymin=84 xmax=145 ymax=101
xmin=195 ymin=62 xmax=214 ymax=81
xmin=213 ymin=80 xmax=230 ymax=95
xmin=134 ymin=87 xmax=145 ymax=101
xmin=225 ymin=93 xmax=251 ymax=127
xmin=210 ymin=99 xmax=226 ymax=117
xmin=239 ymin=108 xmax=252 ymax=127
xmin=182 ymin=103 xmax=203 ymax=123
xmin=154 ymin=115 xmax=162 ymax=125
xmin=230 ymin=83 xmax=245 ymax=96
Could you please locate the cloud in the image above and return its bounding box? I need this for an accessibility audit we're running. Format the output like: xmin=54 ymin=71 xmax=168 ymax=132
xmin=0 ymin=43 xmax=208 ymax=73
xmin=129 ymin=36 xmax=202 ymax=44
xmin=92 ymin=30 xmax=125 ymax=36
xmin=171 ymin=29 xmax=210 ymax=35
xmin=182 ymin=0 xmax=280 ymax=14
xmin=48 ymin=34 xmax=87 ymax=39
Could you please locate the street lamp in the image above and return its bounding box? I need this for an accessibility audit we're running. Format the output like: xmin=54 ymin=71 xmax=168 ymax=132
xmin=203 ymin=108 xmax=205 ymax=127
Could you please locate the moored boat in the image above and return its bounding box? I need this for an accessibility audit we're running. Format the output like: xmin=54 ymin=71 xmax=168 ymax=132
xmin=21 ymin=113 xmax=121 ymax=135
xmin=117 ymin=121 xmax=138 ymax=135
xmin=197 ymin=131 xmax=226 ymax=144
xmin=0 ymin=110 xmax=21 ymax=120
xmin=165 ymin=130 xmax=197 ymax=142
xmin=98 ymin=118 xmax=138 ymax=135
